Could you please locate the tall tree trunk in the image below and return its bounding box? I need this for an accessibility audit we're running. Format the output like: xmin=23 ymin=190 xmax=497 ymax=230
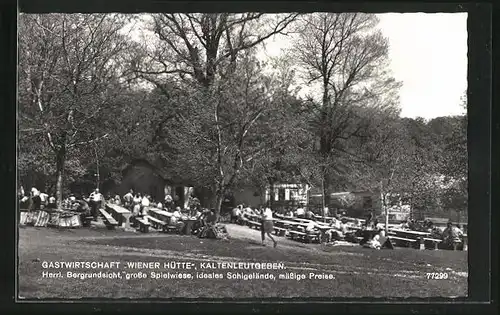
xmin=269 ymin=181 xmax=275 ymax=209
xmin=55 ymin=146 xmax=66 ymax=209
xmin=322 ymin=172 xmax=330 ymax=210
xmin=214 ymin=189 xmax=224 ymax=222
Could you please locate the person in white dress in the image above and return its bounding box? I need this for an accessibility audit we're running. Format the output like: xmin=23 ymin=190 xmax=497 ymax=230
xmin=141 ymin=195 xmax=150 ymax=215
xmin=261 ymin=207 xmax=277 ymax=248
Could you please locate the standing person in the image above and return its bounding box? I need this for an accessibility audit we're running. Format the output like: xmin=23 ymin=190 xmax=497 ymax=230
xmin=18 ymin=186 xmax=25 ymax=200
xmin=132 ymin=193 xmax=142 ymax=216
xmin=365 ymin=210 xmax=374 ymax=228
xmin=31 ymin=187 xmax=41 ymax=210
xmin=164 ymin=193 xmax=173 ymax=210
xmin=89 ymin=188 xmax=103 ymax=221
xmin=261 ymin=207 xmax=277 ymax=248
xmin=323 ymin=207 xmax=330 ymax=218
xmin=39 ymin=191 xmax=49 ymax=209
xmin=141 ymin=194 xmax=150 ymax=215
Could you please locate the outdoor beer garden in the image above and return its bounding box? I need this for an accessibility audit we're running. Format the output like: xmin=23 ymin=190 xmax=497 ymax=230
xmin=18 ymin=185 xmax=467 ymax=252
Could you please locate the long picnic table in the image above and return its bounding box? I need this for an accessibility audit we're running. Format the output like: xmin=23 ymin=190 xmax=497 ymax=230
xmin=388 ymin=228 xmax=431 ymax=238
xmin=386 ymin=228 xmax=431 ymax=249
xmin=148 ymin=208 xmax=172 ymax=220
xmin=105 ymin=203 xmax=132 ymax=228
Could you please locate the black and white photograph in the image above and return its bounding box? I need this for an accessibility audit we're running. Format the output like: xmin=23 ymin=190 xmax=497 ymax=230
xmin=17 ymin=9 xmax=469 ymax=299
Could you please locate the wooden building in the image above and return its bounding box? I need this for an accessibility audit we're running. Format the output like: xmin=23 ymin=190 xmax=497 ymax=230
xmin=116 ymin=159 xmax=196 ymax=208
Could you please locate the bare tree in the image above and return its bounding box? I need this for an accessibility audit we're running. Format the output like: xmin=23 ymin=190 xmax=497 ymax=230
xmin=130 ymin=13 xmax=299 ymax=89
xmin=292 ymin=13 xmax=401 ymax=206
xmin=166 ymin=52 xmax=303 ymax=218
xmin=18 ymin=13 xmax=132 ymax=207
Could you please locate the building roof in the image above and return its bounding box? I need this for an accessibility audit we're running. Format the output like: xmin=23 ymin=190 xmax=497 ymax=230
xmin=122 ymin=158 xmax=194 ymax=186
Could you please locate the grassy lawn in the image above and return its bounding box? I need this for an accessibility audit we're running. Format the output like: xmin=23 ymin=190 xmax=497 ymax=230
xmin=17 ymin=225 xmax=468 ymax=299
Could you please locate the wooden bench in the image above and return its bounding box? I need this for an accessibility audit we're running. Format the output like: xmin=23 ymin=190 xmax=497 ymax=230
xmin=99 ymin=208 xmax=118 ymax=229
xmin=145 ymin=215 xmax=167 ymax=231
xmin=164 ymin=224 xmax=180 ymax=233
xmin=274 ymin=227 xmax=287 ymax=237
xmin=288 ymin=230 xmax=320 ymax=243
xmin=81 ymin=215 xmax=94 ymax=227
xmin=247 ymin=220 xmax=262 ymax=230
xmin=389 ymin=236 xmax=418 ymax=248
xmin=136 ymin=217 xmax=151 ymax=233
xmin=423 ymin=237 xmax=443 ymax=250
xmin=306 ymin=231 xmax=320 ymax=243
xmin=288 ymin=230 xmax=307 ymax=241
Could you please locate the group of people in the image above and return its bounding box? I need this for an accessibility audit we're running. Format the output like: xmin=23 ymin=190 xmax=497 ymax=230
xmin=231 ymin=204 xmax=339 ymax=224
xmin=230 ymin=204 xmax=368 ymax=248
xmin=18 ymin=186 xmax=58 ymax=211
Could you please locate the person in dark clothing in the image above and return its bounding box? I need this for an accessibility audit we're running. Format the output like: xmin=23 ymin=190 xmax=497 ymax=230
xmin=198 ymin=209 xmax=218 ymax=238
xmin=365 ymin=210 xmax=374 ymax=227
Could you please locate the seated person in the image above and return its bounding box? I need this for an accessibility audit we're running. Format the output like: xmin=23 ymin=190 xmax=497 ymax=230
xmin=363 ymin=230 xmax=393 ymax=249
xmin=197 ymin=209 xmax=218 ymax=238
xmin=442 ymin=222 xmax=463 ymax=249
xmin=192 ymin=210 xmax=209 ymax=235
xmin=132 ymin=203 xmax=142 ymax=216
xmin=236 ymin=207 xmax=246 ymax=224
xmin=20 ymin=195 xmax=30 ymax=209
xmin=295 ymin=206 xmax=305 ymax=218
xmin=47 ymin=195 xmax=57 ymax=209
xmin=75 ymin=199 xmax=91 ymax=215
xmin=168 ymin=215 xmax=185 ymax=233
xmin=329 ymin=218 xmax=340 ymax=229
xmin=205 ymin=209 xmax=218 ymax=225
xmin=194 ymin=209 xmax=202 ymax=218
xmin=231 ymin=206 xmax=242 ymax=224
xmin=173 ymin=207 xmax=182 ymax=218
xmin=329 ymin=218 xmax=350 ymax=242
xmin=425 ymin=220 xmax=435 ymax=233
xmin=305 ymin=209 xmax=315 ymax=219
xmin=114 ymin=195 xmax=121 ymax=206
xmin=305 ymin=220 xmax=318 ymax=234
xmin=71 ymin=200 xmax=80 ymax=211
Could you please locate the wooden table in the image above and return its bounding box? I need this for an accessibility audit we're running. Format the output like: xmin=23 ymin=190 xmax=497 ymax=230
xmin=291 ymin=218 xmax=316 ymax=223
xmin=106 ymin=203 xmax=132 ymax=228
xmin=148 ymin=209 xmax=173 ymax=224
xmin=313 ymin=215 xmax=335 ymax=222
xmin=389 ymin=228 xmax=431 ymax=239
xmin=387 ymin=228 xmax=431 ymax=249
